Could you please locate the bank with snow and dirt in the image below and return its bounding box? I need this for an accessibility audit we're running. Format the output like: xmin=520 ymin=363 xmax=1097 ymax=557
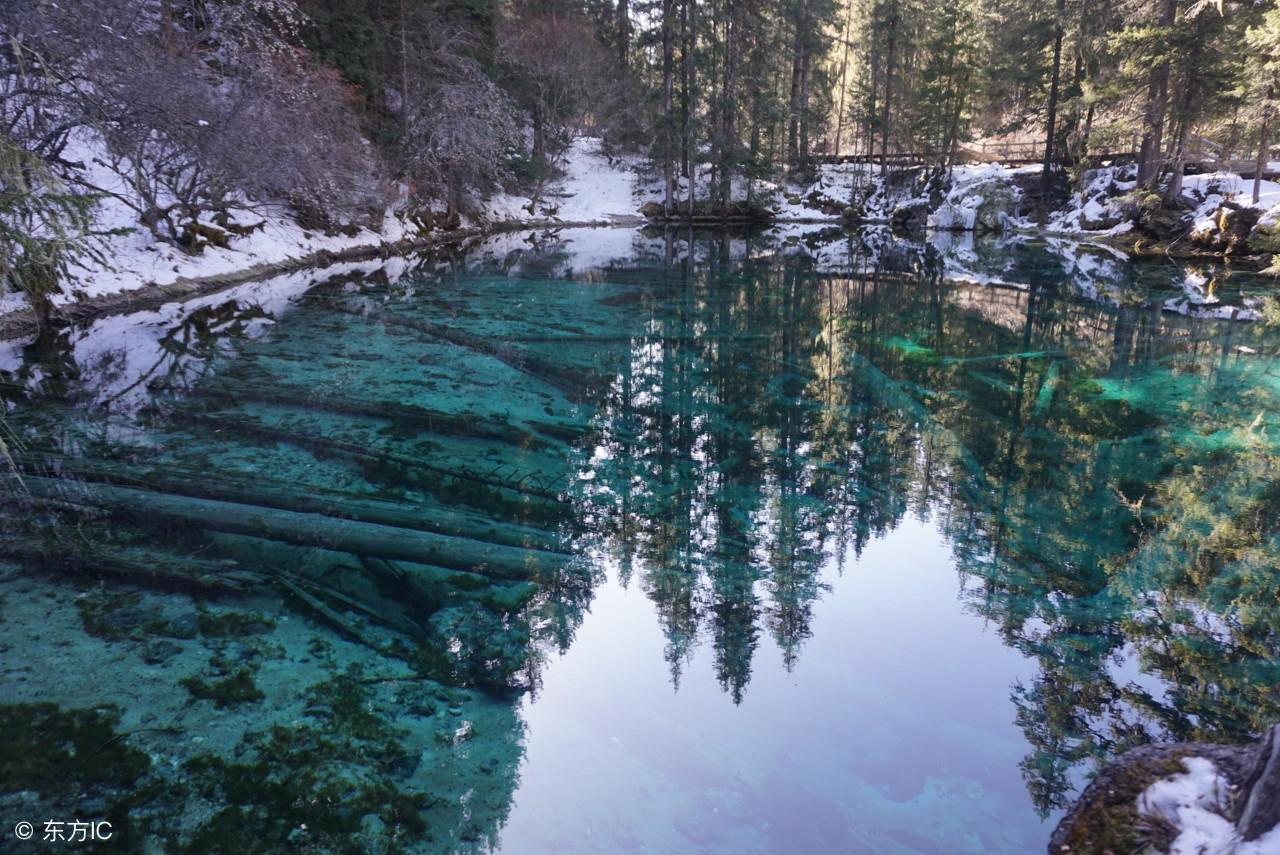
xmin=4 ymin=138 xmax=1280 ymax=340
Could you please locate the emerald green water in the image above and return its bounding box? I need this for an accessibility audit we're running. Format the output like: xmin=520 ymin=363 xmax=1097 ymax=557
xmin=1 ymin=228 xmax=1278 ymax=853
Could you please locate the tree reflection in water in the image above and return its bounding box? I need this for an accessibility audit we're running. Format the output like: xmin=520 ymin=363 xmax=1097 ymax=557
xmin=571 ymin=230 xmax=1280 ymax=813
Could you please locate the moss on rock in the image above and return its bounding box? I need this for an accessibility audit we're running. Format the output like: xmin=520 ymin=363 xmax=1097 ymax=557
xmin=180 ymin=668 xmax=265 ymax=707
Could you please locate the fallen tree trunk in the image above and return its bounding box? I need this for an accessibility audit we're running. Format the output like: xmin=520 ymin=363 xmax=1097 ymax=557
xmin=0 ymin=537 xmax=264 ymax=593
xmin=178 ymin=411 xmax=567 ymax=503
xmin=193 ymin=386 xmax=560 ymax=451
xmin=20 ymin=452 xmax=565 ymax=554
xmin=276 ymin=575 xmax=387 ymax=649
xmin=494 ymin=333 xmax=770 ymax=344
xmin=328 ymin=301 xmax=600 ymax=401
xmin=10 ymin=476 xmax=567 ymax=580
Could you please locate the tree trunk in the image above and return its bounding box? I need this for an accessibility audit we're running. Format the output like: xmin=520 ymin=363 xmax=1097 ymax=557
xmin=686 ymin=0 xmax=697 ymax=216
xmin=616 ymin=0 xmax=631 ymax=71
xmin=532 ymin=106 xmax=545 ymax=164
xmin=1165 ymin=112 xmax=1189 ymax=202
xmin=798 ymin=30 xmax=812 ymax=163
xmin=1137 ymin=0 xmax=1176 ymax=189
xmin=719 ymin=2 xmax=736 ymax=209
xmin=680 ymin=0 xmax=691 ymax=178
xmin=20 ymin=452 xmax=563 ymax=553
xmin=881 ymin=8 xmax=899 ymax=171
xmin=447 ymin=175 xmax=461 ymax=219
xmin=833 ymin=0 xmax=854 ymax=155
xmin=1165 ymin=23 xmax=1207 ymax=204
xmin=0 ymin=537 xmax=260 ymax=592
xmin=1256 ymin=89 xmax=1273 ymax=206
xmin=866 ymin=39 xmax=879 ymax=163
xmin=13 ymin=477 xmax=566 ymax=580
xmin=787 ymin=0 xmax=807 ymax=163
xmin=341 ymin=304 xmax=597 ymax=400
xmin=945 ymin=76 xmax=969 ymax=172
xmin=1041 ymin=0 xmax=1066 ymax=198
xmin=663 ymin=0 xmax=676 ymax=214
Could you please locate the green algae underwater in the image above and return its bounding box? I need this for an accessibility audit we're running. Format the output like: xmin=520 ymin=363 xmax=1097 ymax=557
xmin=0 ymin=227 xmax=1278 ymax=853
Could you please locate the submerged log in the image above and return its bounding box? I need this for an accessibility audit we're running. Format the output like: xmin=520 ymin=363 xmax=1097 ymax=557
xmin=11 ymin=476 xmax=567 ymax=580
xmin=328 ymin=301 xmax=599 ymax=401
xmin=20 ymin=452 xmax=565 ymax=554
xmin=276 ymin=575 xmax=385 ymax=649
xmin=192 ymin=386 xmax=561 ymax=450
xmin=359 ymin=555 xmax=492 ymax=591
xmin=494 ymin=333 xmax=770 ymax=344
xmin=179 ymin=411 xmax=567 ymax=503
xmin=285 ymin=574 xmax=424 ymax=639
xmin=0 ymin=538 xmax=263 ymax=593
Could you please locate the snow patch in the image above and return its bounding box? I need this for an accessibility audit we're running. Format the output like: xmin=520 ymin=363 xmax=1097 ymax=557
xmin=487 ymin=137 xmax=644 ymax=226
xmin=1138 ymin=757 xmax=1280 ymax=855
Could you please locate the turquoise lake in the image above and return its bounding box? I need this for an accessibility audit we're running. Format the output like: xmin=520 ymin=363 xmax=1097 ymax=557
xmin=1 ymin=227 xmax=1277 ymax=853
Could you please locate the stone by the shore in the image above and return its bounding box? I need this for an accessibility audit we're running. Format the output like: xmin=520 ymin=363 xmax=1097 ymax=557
xmin=1049 ymin=724 xmax=1280 ymax=854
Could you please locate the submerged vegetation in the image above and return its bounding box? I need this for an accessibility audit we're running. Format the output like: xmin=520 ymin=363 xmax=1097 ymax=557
xmin=0 ymin=703 xmax=150 ymax=799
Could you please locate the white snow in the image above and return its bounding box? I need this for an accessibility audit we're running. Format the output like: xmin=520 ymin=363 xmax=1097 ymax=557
xmin=1137 ymin=757 xmax=1280 ymax=855
xmin=15 ymin=129 xmax=415 ymax=311
xmin=1257 ymin=202 xmax=1280 ymax=232
xmin=550 ymin=140 xmax=644 ymax=223
xmin=487 ymin=137 xmax=644 ymax=226
xmin=3 ymin=132 xmax=652 ymax=322
xmin=1045 ymin=165 xmax=1139 ymax=234
xmin=60 ymin=207 xmax=409 ymax=307
xmin=1183 ymin=172 xmax=1280 ymax=212
xmin=1045 ymin=165 xmax=1280 ymax=238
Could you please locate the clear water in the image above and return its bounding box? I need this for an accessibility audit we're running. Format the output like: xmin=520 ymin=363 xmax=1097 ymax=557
xmin=1 ymin=228 xmax=1278 ymax=853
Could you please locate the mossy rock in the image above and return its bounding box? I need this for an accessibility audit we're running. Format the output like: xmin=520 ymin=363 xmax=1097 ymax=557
xmin=1190 ymin=202 xmax=1262 ymax=254
xmin=196 ymin=608 xmax=276 ymax=638
xmin=1256 ymin=232 xmax=1280 ymax=255
xmin=1049 ymin=739 xmax=1260 ymax=854
xmin=0 ymin=703 xmax=150 ymax=798
xmin=181 ymin=669 xmax=265 ymax=707
xmin=1249 ymin=203 xmax=1280 ymax=254
xmin=891 ymin=199 xmax=930 ymax=232
xmin=75 ymin=589 xmax=168 ymax=642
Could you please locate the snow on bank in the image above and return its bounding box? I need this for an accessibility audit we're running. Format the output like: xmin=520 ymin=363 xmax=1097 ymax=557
xmin=630 ymin=157 xmax=876 ymax=222
xmin=52 ymin=209 xmax=409 ymax=310
xmin=928 ymin=163 xmax=1037 ymax=231
xmin=0 ymin=134 xmax=644 ymax=321
xmin=6 ymin=127 xmax=1278 ymax=328
xmin=486 ymin=137 xmax=644 ymax=225
xmin=1046 ymin=164 xmax=1280 ymax=239
xmin=1137 ymin=757 xmax=1280 ymax=855
xmin=0 ymin=129 xmax=404 ymax=317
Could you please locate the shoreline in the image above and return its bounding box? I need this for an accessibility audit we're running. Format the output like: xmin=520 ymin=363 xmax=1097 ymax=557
xmin=0 ymin=218 xmax=635 ymax=342
xmin=1 ymin=216 xmax=1273 ymax=343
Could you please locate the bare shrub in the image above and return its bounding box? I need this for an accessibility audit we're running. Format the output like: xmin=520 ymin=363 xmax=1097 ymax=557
xmin=2 ymin=0 xmax=385 ymax=250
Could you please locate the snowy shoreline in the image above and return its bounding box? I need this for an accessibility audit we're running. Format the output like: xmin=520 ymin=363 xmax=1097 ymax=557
xmin=0 ymin=217 xmax=641 ymax=342
xmin=3 ymin=137 xmax=1278 ymax=341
